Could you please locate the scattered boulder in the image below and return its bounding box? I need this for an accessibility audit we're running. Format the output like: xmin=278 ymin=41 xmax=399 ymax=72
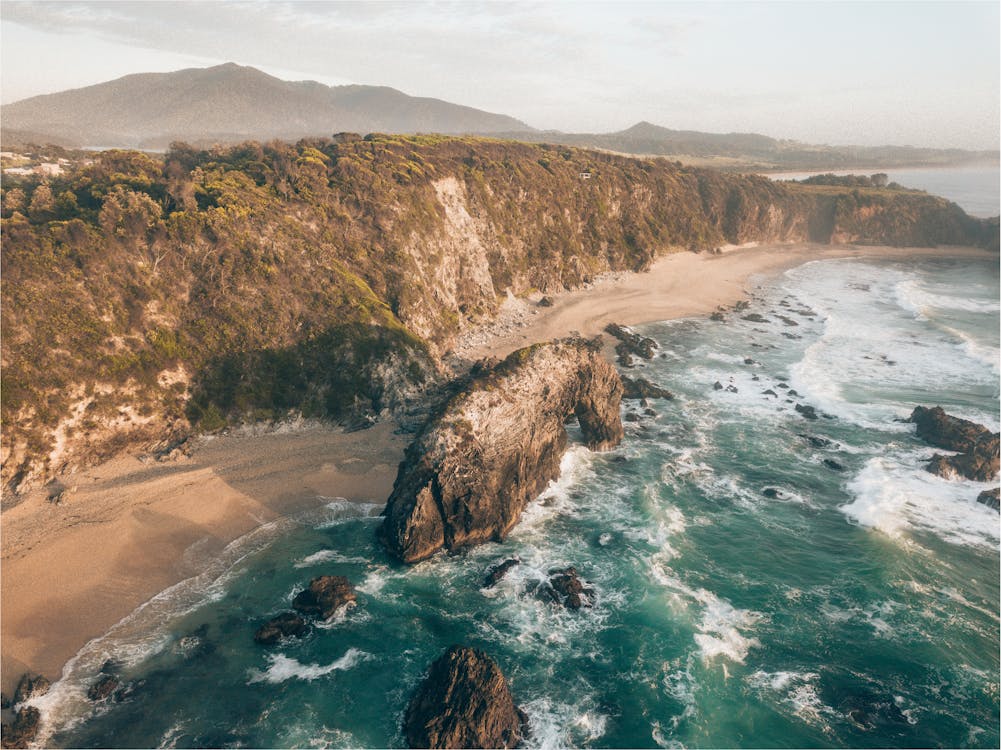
xmin=87 ymin=674 xmax=120 ymax=702
xmin=12 ymin=674 xmax=49 ymax=705
xmin=762 ymin=389 xmax=777 ymax=397
xmin=713 ymin=381 xmax=724 ymax=391
xmin=380 ymin=339 xmax=623 ymax=563
xmin=799 ymin=433 xmax=834 ymax=449
xmin=483 ymin=559 xmax=520 ymax=588
xmin=795 ymin=404 xmax=818 ymax=420
xmin=537 ymin=296 xmax=554 ymax=308
xmin=1 ymin=707 xmax=40 ymax=749
xmin=403 ymin=646 xmax=526 ymax=749
xmin=624 ymin=412 xmax=641 ymax=423
xmin=823 ymin=458 xmax=845 ymax=472
xmin=291 ymin=576 xmax=356 ymax=620
xmin=776 ymin=315 xmax=799 ymax=327
xmin=910 ymin=406 xmax=999 ymax=481
xmin=743 ymin=357 xmax=756 ymax=365
xmin=621 ymin=376 xmax=673 ymax=400
xmin=976 ymin=488 xmax=1000 ymax=511
xmin=725 ymin=385 xmax=738 ymax=393
xmin=762 ymin=487 xmax=785 ymax=499
xmin=710 ymin=311 xmax=726 ymax=322
xmin=741 ymin=313 xmax=767 ymax=323
xmin=254 ymin=612 xmax=310 ymax=645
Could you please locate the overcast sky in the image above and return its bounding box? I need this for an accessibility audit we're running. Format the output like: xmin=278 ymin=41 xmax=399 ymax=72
xmin=1 ymin=1 xmax=998 ymax=149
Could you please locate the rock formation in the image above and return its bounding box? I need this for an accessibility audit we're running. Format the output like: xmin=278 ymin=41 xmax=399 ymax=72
xmin=604 ymin=323 xmax=657 ymax=366
xmin=541 ymin=567 xmax=595 ymax=610
xmin=403 ymin=646 xmax=526 ymax=749
xmin=254 ymin=612 xmax=310 ymax=644
xmin=621 ymin=377 xmax=674 ymax=400
xmin=87 ymin=674 xmax=120 ymax=702
xmin=976 ymin=488 xmax=1000 ymax=511
xmin=291 ymin=576 xmax=357 ymax=620
xmin=910 ymin=406 xmax=1000 ymax=482
xmin=1 ymin=707 xmax=40 ymax=749
xmin=11 ymin=674 xmax=49 ymax=705
xmin=483 ymin=559 xmax=520 ymax=588
xmin=379 ymin=338 xmax=623 ymax=563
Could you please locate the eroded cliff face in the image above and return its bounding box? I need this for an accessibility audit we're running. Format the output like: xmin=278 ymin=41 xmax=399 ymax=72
xmin=1 ymin=136 xmax=994 ymax=493
xmin=379 ymin=338 xmax=623 ymax=563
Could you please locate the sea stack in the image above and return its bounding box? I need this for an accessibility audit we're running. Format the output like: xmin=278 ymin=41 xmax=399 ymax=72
xmin=403 ymin=646 xmax=526 ymax=749
xmin=379 ymin=338 xmax=623 ymax=563
xmin=910 ymin=406 xmax=1000 ymax=481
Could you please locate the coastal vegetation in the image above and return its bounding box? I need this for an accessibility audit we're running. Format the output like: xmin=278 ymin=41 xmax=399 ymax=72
xmin=1 ymin=135 xmax=996 ymax=494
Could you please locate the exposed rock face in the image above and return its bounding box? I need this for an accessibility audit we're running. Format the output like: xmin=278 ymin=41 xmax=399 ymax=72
xmin=12 ymin=673 xmax=49 ymax=705
xmin=795 ymin=404 xmax=818 ymax=420
xmin=910 ymin=406 xmax=1000 ymax=482
xmin=976 ymin=488 xmax=1000 ymax=511
xmin=291 ymin=576 xmax=357 ymax=619
xmin=621 ymin=377 xmax=673 ymax=400
xmin=1 ymin=707 xmax=41 ymax=749
xmin=379 ymin=339 xmax=623 ymax=563
xmin=254 ymin=612 xmax=310 ymax=644
xmin=403 ymin=646 xmax=525 ymax=749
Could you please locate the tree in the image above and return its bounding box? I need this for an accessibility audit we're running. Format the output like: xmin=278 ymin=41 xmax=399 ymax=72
xmin=27 ymin=183 xmax=55 ymax=222
xmin=871 ymin=173 xmax=889 ymax=188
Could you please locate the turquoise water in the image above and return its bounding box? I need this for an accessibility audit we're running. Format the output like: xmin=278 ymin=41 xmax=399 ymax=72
xmin=766 ymin=165 xmax=1000 ymax=218
xmin=33 ymin=256 xmax=1000 ymax=749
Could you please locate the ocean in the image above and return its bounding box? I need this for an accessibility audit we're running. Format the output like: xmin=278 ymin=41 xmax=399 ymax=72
xmin=28 ymin=251 xmax=999 ymax=749
xmin=764 ymin=164 xmax=1001 ymax=219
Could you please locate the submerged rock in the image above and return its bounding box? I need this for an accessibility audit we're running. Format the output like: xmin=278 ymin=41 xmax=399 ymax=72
xmin=621 ymin=376 xmax=673 ymax=400
xmin=483 ymin=559 xmax=520 ymax=588
xmin=87 ymin=674 xmax=120 ymax=702
xmin=741 ymin=313 xmax=767 ymax=323
xmin=379 ymin=339 xmax=623 ymax=563
xmin=823 ymin=458 xmax=846 ymax=472
xmin=799 ymin=433 xmax=835 ymax=449
xmin=1 ymin=707 xmax=40 ymax=749
xmin=403 ymin=646 xmax=526 ymax=749
xmin=254 ymin=612 xmax=310 ymax=645
xmin=291 ymin=576 xmax=356 ymax=620
xmin=910 ymin=406 xmax=999 ymax=481
xmin=976 ymin=488 xmax=1000 ymax=511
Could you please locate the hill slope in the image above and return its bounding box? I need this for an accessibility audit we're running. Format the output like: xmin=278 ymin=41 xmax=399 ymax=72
xmin=0 ymin=63 xmax=533 ymax=148
xmin=1 ymin=136 xmax=995 ymax=494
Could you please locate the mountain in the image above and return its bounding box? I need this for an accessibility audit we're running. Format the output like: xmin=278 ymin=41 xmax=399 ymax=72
xmin=3 ymin=64 xmax=996 ymax=168
xmin=494 ymin=120 xmax=999 ymax=171
xmin=0 ymin=63 xmax=534 ymax=149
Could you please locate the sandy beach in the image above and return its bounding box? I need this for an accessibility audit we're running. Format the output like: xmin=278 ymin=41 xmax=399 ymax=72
xmin=1 ymin=241 xmax=992 ymax=697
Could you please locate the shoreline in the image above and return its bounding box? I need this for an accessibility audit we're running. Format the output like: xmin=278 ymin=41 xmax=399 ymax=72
xmin=1 ymin=241 xmax=993 ymax=697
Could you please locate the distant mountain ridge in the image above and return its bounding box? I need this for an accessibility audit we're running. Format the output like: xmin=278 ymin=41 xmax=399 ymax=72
xmin=2 ymin=64 xmax=997 ymax=170
xmin=0 ymin=63 xmax=534 ymax=149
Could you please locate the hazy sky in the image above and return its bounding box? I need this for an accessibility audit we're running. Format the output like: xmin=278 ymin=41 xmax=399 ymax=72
xmin=2 ymin=1 xmax=998 ymax=149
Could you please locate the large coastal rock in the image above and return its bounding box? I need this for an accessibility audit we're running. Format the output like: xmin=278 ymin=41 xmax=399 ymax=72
xmin=291 ymin=576 xmax=357 ymax=620
xmin=379 ymin=339 xmax=623 ymax=563
xmin=910 ymin=406 xmax=999 ymax=482
xmin=1 ymin=707 xmax=41 ymax=749
xmin=403 ymin=646 xmax=526 ymax=749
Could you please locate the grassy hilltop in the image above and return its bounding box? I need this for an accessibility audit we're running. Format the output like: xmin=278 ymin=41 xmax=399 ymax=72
xmin=2 ymin=135 xmax=995 ymax=493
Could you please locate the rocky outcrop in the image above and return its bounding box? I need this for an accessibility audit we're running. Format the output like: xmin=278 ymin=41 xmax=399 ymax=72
xmin=1 ymin=707 xmax=40 ymax=749
xmin=976 ymin=488 xmax=1000 ymax=511
xmin=403 ymin=646 xmax=526 ymax=749
xmin=621 ymin=377 xmax=674 ymax=400
xmin=483 ymin=559 xmax=520 ymax=588
xmin=379 ymin=339 xmax=623 ymax=563
xmin=11 ymin=674 xmax=49 ymax=705
xmin=254 ymin=612 xmax=310 ymax=645
xmin=910 ymin=406 xmax=1000 ymax=481
xmin=541 ymin=567 xmax=595 ymax=610
xmin=291 ymin=576 xmax=357 ymax=620
xmin=87 ymin=674 xmax=120 ymax=702
xmin=604 ymin=323 xmax=657 ymax=367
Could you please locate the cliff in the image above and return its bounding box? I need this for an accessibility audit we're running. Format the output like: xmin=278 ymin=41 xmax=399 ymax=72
xmin=379 ymin=339 xmax=623 ymax=563
xmin=1 ymin=136 xmax=995 ymax=493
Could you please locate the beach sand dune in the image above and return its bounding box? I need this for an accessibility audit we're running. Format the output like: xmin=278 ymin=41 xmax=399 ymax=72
xmin=1 ymin=242 xmax=991 ymax=695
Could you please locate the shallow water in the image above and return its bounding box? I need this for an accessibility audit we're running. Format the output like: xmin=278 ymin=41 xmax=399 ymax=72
xmin=35 ymin=256 xmax=1000 ymax=749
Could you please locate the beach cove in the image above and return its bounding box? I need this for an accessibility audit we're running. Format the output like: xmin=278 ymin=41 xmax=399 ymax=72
xmin=2 ymin=242 xmax=997 ymax=748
